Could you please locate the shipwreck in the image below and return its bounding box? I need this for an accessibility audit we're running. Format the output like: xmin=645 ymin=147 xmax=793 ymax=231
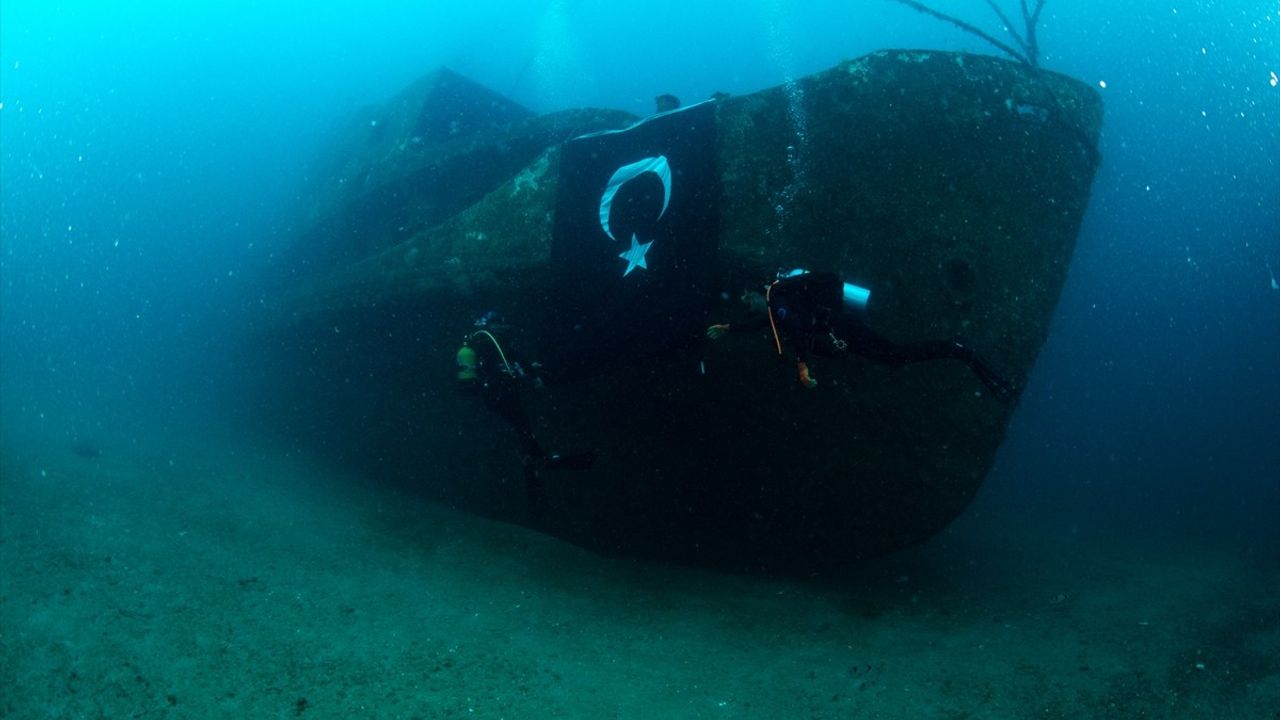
xmin=259 ymin=49 xmax=1103 ymax=570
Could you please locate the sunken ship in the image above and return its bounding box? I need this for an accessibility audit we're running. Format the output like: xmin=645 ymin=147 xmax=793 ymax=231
xmin=259 ymin=50 xmax=1103 ymax=570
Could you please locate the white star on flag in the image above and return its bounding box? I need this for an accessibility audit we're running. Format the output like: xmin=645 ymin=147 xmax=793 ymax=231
xmin=618 ymin=233 xmax=653 ymax=276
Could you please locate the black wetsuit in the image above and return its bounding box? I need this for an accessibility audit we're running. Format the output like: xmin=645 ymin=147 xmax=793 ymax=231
xmin=735 ymin=272 xmax=1017 ymax=401
xmin=460 ymin=331 xmax=595 ymax=507
xmin=460 ymin=333 xmax=549 ymax=505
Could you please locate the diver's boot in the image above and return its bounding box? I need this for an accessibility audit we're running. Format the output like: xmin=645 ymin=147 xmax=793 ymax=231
xmin=522 ymin=450 xmax=594 ymax=517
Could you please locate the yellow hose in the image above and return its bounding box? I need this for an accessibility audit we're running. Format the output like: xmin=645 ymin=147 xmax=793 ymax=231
xmin=471 ymin=330 xmax=513 ymax=374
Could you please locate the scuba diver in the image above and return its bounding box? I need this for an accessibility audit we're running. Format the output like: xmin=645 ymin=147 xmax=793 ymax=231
xmin=456 ymin=313 xmax=595 ymax=508
xmin=706 ymin=269 xmax=1018 ymax=402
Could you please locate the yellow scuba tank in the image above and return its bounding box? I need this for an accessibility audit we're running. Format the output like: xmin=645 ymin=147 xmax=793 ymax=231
xmin=455 ymin=344 xmax=478 ymax=381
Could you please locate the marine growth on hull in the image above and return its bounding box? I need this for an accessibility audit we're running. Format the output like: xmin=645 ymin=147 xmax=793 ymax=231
xmin=264 ymin=50 xmax=1103 ymax=570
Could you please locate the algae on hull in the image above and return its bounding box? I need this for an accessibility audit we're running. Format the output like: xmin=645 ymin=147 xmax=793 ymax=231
xmin=266 ymin=50 xmax=1102 ymax=569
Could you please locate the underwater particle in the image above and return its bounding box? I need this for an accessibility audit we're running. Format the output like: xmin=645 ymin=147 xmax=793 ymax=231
xmin=1098 ymin=80 xmax=1107 ymax=89
xmin=1270 ymin=71 xmax=1278 ymax=87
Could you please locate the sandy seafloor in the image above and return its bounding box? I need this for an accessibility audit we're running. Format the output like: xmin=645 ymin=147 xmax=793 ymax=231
xmin=2 ymin=419 xmax=1277 ymax=720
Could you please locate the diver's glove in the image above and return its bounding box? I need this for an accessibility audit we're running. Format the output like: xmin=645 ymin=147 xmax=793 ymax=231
xmin=797 ymin=361 xmax=818 ymax=389
xmin=706 ymin=324 xmax=731 ymax=340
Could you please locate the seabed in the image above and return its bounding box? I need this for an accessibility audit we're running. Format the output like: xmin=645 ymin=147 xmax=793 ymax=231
xmin=2 ymin=421 xmax=1276 ymax=719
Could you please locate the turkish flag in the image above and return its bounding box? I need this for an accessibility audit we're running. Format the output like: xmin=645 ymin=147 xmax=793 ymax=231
xmin=540 ymin=101 xmax=721 ymax=376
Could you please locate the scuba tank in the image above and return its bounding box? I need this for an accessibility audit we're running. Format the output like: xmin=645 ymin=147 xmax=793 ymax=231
xmin=778 ymin=268 xmax=871 ymax=314
xmin=457 ymin=330 xmax=515 ymax=381
xmin=456 ymin=344 xmax=478 ymax=381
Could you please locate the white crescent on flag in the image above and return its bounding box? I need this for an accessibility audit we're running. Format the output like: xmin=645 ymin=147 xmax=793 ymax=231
xmin=598 ymin=155 xmax=672 ymax=241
